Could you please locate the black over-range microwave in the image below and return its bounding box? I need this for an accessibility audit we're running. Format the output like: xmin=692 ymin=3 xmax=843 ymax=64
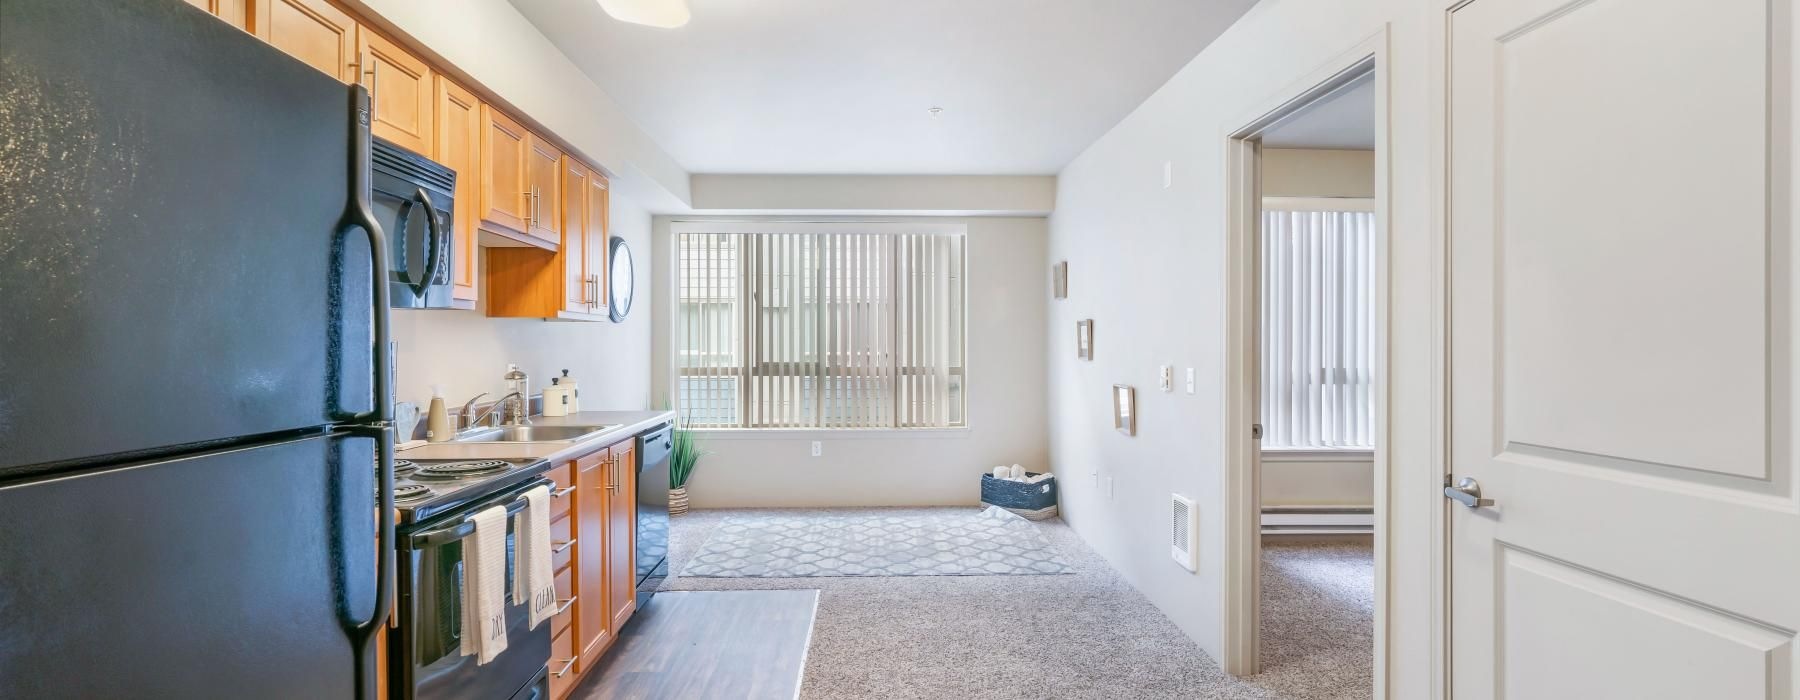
xmin=372 ymin=137 xmax=457 ymax=309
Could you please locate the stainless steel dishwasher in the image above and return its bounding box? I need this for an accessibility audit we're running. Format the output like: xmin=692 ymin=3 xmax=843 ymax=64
xmin=634 ymin=423 xmax=675 ymax=599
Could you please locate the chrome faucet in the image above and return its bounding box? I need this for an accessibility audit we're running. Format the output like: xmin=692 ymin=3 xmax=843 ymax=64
xmin=457 ymin=391 xmax=529 ymax=432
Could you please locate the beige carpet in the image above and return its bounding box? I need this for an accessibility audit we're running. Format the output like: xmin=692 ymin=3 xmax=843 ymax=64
xmin=659 ymin=508 xmax=1372 ymax=699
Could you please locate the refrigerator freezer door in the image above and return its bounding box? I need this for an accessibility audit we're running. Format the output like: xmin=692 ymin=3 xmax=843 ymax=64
xmin=0 ymin=0 xmax=374 ymax=478
xmin=0 ymin=431 xmax=378 ymax=698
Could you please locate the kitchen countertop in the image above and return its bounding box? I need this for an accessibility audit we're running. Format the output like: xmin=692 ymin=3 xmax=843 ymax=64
xmin=400 ymin=410 xmax=676 ymax=463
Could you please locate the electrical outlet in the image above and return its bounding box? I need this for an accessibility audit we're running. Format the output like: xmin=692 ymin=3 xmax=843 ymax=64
xmin=1185 ymin=367 xmax=1196 ymax=394
xmin=811 ymin=441 xmax=823 ymax=457
xmin=1159 ymin=365 xmax=1173 ymax=392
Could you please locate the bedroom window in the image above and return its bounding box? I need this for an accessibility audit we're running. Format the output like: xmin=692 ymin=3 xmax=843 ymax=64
xmin=674 ymin=223 xmax=966 ymax=429
xmin=1260 ymin=205 xmax=1375 ymax=450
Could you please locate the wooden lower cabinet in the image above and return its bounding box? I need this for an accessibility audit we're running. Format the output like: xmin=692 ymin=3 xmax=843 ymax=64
xmin=547 ymin=438 xmax=639 ymax=699
xmin=605 ymin=443 xmax=637 ymax=633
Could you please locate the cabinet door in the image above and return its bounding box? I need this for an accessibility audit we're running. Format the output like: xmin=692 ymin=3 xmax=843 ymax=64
xmin=587 ymin=171 xmax=610 ymax=310
xmin=574 ymin=448 xmax=612 ymax=662
xmin=560 ymin=158 xmax=592 ymax=314
xmin=479 ymin=106 xmax=530 ymax=237
xmin=433 ymin=77 xmax=481 ymax=305
xmin=606 ymin=442 xmax=637 ymax=633
xmin=253 ymin=0 xmax=357 ymax=82
xmin=358 ymin=31 xmax=432 ymax=154
xmin=184 ymin=0 xmax=249 ymax=30
xmin=525 ymin=135 xmax=564 ymax=245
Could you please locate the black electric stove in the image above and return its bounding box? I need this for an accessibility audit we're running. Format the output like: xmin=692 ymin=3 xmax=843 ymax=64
xmin=381 ymin=456 xmax=551 ymax=524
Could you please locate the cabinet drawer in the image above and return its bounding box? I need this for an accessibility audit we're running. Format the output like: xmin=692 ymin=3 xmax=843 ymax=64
xmin=547 ymin=463 xmax=575 ymax=518
xmin=552 ymin=514 xmax=574 ymax=573
xmin=549 ymin=625 xmax=578 ymax=700
xmin=552 ymin=566 xmax=575 ymax=636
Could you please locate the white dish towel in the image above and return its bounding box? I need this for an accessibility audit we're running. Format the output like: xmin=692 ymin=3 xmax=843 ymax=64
xmin=512 ymin=484 xmax=557 ymax=630
xmin=459 ymin=505 xmax=510 ymax=665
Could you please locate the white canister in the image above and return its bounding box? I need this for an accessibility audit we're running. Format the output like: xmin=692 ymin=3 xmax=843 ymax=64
xmin=542 ymin=379 xmax=571 ymax=417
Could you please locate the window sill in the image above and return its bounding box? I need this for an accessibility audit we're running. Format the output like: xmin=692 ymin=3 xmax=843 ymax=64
xmin=692 ymin=427 xmax=972 ymax=441
xmin=1260 ymin=448 xmax=1375 ymax=462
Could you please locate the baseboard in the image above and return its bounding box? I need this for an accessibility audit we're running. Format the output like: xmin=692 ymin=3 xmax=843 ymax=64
xmin=1260 ymin=505 xmax=1374 ymax=535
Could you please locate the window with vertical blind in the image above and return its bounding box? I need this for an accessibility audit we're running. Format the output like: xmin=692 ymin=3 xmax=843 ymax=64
xmin=673 ymin=223 xmax=967 ymax=429
xmin=1260 ymin=203 xmax=1375 ymax=450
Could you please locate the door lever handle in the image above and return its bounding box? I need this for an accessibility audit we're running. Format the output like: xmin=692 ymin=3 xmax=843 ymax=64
xmin=1444 ymin=476 xmax=1494 ymax=508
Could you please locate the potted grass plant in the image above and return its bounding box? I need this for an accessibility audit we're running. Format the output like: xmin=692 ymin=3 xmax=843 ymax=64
xmin=667 ymin=423 xmax=704 ymax=515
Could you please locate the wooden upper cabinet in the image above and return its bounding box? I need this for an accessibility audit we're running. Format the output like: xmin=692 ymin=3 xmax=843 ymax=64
xmin=252 ymin=0 xmax=358 ymax=82
xmin=479 ymin=106 xmax=531 ymax=238
xmin=184 ymin=0 xmax=249 ymax=30
xmin=525 ymin=136 xmax=564 ymax=245
xmin=587 ymin=173 xmax=611 ymax=311
xmin=359 ymin=31 xmax=433 ymax=154
xmin=574 ymin=448 xmax=613 ymax=663
xmin=433 ymin=77 xmax=481 ymax=307
xmin=606 ymin=443 xmax=637 ymax=634
xmin=561 ymin=159 xmax=593 ymax=314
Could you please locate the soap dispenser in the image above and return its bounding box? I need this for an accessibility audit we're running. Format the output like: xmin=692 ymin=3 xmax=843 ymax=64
xmin=425 ymin=384 xmax=452 ymax=442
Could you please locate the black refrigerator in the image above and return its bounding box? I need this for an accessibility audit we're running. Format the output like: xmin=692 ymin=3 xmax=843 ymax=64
xmin=0 ymin=0 xmax=396 ymax=698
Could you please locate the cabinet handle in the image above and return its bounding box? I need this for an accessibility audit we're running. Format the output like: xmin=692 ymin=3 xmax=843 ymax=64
xmin=534 ymin=186 xmax=543 ymax=230
xmin=552 ymin=539 xmax=576 ymax=555
xmin=553 ymin=596 xmax=577 ymax=616
xmin=551 ymin=485 xmax=575 ymax=499
xmin=552 ymin=656 xmax=577 ymax=678
xmin=520 ymin=190 xmax=533 ymax=228
xmin=365 ymin=55 xmax=378 ymax=121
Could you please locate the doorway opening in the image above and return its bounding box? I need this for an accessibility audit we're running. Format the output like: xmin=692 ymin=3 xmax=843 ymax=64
xmin=1220 ymin=37 xmax=1388 ymax=699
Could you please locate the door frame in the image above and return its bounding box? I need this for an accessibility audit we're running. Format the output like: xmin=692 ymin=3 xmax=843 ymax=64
xmin=1219 ymin=30 xmax=1406 ymax=690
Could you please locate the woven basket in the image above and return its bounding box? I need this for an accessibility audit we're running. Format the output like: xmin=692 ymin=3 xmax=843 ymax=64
xmin=669 ymin=486 xmax=690 ymax=515
xmin=980 ymin=473 xmax=1058 ymax=520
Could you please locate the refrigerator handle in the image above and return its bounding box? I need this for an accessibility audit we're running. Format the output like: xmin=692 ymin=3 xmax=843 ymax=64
xmin=340 ymin=85 xmax=394 ymax=700
xmin=343 ymin=84 xmax=393 ymax=425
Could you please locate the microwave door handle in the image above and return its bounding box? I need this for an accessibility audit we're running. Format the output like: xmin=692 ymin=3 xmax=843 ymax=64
xmin=414 ymin=187 xmax=448 ymax=290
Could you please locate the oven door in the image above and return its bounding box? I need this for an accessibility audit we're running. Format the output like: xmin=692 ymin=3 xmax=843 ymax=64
xmin=372 ymin=171 xmax=453 ymax=309
xmin=395 ymin=480 xmax=551 ymax=700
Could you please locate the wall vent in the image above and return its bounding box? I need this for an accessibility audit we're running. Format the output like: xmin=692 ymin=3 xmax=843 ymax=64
xmin=1170 ymin=493 xmax=1198 ymax=572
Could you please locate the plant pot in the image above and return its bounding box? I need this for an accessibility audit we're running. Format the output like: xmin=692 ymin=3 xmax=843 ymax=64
xmin=668 ymin=486 xmax=690 ymax=516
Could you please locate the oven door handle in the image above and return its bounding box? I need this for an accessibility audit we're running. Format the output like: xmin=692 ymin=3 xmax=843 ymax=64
xmin=405 ymin=481 xmax=548 ymax=549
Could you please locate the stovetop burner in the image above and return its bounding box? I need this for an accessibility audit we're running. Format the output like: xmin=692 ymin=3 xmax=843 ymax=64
xmin=390 ymin=484 xmax=433 ymax=502
xmin=410 ymin=459 xmax=513 ymax=480
xmin=392 ymin=459 xmax=418 ymax=476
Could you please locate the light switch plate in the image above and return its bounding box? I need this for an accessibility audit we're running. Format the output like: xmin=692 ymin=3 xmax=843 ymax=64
xmin=811 ymin=441 xmax=822 ymax=457
xmin=1162 ymin=161 xmax=1173 ymax=189
xmin=1159 ymin=365 xmax=1173 ymax=392
xmin=1105 ymin=476 xmax=1115 ymax=500
xmin=1185 ymin=368 xmax=1196 ymax=394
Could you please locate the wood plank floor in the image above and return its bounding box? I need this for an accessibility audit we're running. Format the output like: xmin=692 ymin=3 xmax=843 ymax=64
xmin=570 ymin=590 xmax=819 ymax=700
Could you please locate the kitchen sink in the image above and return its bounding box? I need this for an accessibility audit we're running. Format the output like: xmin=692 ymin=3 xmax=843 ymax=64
xmin=453 ymin=425 xmax=617 ymax=443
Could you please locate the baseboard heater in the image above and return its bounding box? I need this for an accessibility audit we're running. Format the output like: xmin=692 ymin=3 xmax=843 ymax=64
xmin=1260 ymin=505 xmax=1374 ymax=535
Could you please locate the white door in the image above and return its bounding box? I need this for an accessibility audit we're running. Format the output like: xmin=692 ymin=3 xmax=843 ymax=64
xmin=1448 ymin=0 xmax=1799 ymax=697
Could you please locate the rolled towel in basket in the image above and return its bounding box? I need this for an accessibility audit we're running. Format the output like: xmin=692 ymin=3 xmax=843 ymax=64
xmin=992 ymin=466 xmax=1009 ymax=479
xmin=1025 ymin=471 xmax=1055 ymax=484
xmin=1009 ymin=464 xmax=1026 ymax=480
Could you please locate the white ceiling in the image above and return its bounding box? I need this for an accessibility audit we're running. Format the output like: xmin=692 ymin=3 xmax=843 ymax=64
xmin=1260 ymin=74 xmax=1376 ymax=150
xmin=508 ymin=0 xmax=1259 ymax=174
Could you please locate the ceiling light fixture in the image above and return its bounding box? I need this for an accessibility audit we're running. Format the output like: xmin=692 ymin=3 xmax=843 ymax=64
xmin=928 ymin=107 xmax=944 ymax=119
xmin=598 ymin=0 xmax=691 ymax=28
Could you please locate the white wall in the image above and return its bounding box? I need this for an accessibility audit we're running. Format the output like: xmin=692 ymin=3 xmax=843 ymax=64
xmin=1044 ymin=0 xmax=1438 ymax=693
xmin=391 ymin=194 xmax=654 ymax=412
xmin=690 ymin=174 xmax=1058 ymax=216
xmin=346 ymin=0 xmax=690 ymax=211
xmin=651 ymin=216 xmax=1050 ymax=508
xmin=1262 ymin=148 xmax=1376 ymax=198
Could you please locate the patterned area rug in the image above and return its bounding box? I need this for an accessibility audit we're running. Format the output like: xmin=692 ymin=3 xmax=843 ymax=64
xmin=679 ymin=507 xmax=1075 ymax=577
